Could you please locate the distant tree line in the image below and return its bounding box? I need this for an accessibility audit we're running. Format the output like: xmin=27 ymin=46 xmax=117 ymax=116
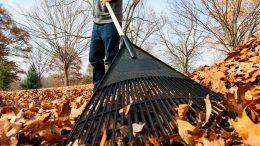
xmin=0 ymin=0 xmax=259 ymax=90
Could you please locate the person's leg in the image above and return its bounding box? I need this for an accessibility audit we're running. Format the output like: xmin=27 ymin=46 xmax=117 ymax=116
xmin=100 ymin=23 xmax=120 ymax=66
xmin=89 ymin=23 xmax=105 ymax=91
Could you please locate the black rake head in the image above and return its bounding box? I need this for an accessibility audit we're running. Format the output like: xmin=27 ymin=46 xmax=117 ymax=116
xmin=65 ymin=38 xmax=224 ymax=145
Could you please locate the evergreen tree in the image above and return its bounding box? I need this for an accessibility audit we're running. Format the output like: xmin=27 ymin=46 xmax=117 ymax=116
xmin=21 ymin=64 xmax=41 ymax=89
xmin=0 ymin=65 xmax=16 ymax=90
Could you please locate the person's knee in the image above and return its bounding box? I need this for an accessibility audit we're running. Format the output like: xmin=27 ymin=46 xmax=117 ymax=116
xmin=89 ymin=57 xmax=104 ymax=66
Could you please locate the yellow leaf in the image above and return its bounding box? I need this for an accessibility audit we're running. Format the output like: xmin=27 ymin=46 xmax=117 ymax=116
xmin=202 ymin=94 xmax=212 ymax=126
xmin=243 ymin=127 xmax=260 ymax=146
xmin=1 ymin=111 xmax=15 ymax=120
xmin=100 ymin=130 xmax=107 ymax=146
xmin=0 ymin=118 xmax=12 ymax=134
xmin=175 ymin=104 xmax=189 ymax=119
xmin=231 ymin=108 xmax=260 ymax=139
xmin=177 ymin=119 xmax=196 ymax=145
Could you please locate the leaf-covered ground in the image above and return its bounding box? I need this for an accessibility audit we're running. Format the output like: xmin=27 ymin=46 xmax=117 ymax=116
xmin=0 ymin=35 xmax=260 ymax=145
xmin=0 ymin=85 xmax=93 ymax=145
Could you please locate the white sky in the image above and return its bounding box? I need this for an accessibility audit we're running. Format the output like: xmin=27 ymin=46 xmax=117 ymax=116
xmin=0 ymin=0 xmax=219 ymax=75
xmin=0 ymin=0 xmax=170 ymax=71
xmin=0 ymin=0 xmax=167 ymax=14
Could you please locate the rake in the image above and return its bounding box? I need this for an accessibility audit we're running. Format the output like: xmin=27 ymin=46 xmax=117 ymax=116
xmin=65 ymin=2 xmax=224 ymax=145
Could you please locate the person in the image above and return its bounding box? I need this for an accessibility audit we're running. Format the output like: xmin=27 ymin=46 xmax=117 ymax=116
xmin=89 ymin=0 xmax=122 ymax=92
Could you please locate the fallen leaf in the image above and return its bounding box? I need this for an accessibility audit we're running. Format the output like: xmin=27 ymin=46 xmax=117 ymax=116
xmin=132 ymin=123 xmax=145 ymax=133
xmin=2 ymin=136 xmax=18 ymax=146
xmin=70 ymin=139 xmax=86 ymax=146
xmin=6 ymin=128 xmax=18 ymax=137
xmin=237 ymin=84 xmax=255 ymax=102
xmin=202 ymin=94 xmax=212 ymax=126
xmin=23 ymin=113 xmax=51 ymax=132
xmin=70 ymin=101 xmax=87 ymax=120
xmin=0 ymin=118 xmax=12 ymax=135
xmin=177 ymin=119 xmax=196 ymax=145
xmin=118 ymin=101 xmax=133 ymax=116
xmin=1 ymin=111 xmax=15 ymax=120
xmin=148 ymin=136 xmax=160 ymax=146
xmin=255 ymin=104 xmax=260 ymax=110
xmin=175 ymin=104 xmax=189 ymax=119
xmin=231 ymin=108 xmax=260 ymax=139
xmin=119 ymin=126 xmax=128 ymax=138
xmin=200 ymin=137 xmax=225 ymax=146
xmin=100 ymin=130 xmax=107 ymax=146
xmin=39 ymin=131 xmax=66 ymax=141
xmin=58 ymin=101 xmax=71 ymax=118
xmin=243 ymin=127 xmax=260 ymax=146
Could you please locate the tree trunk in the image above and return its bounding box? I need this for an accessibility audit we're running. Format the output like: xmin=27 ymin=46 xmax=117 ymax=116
xmin=64 ymin=65 xmax=69 ymax=86
xmin=184 ymin=58 xmax=189 ymax=74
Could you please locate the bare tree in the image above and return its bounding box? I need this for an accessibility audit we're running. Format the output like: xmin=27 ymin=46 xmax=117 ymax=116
xmin=126 ymin=3 xmax=163 ymax=49
xmin=49 ymin=49 xmax=83 ymax=86
xmin=175 ymin=0 xmax=260 ymax=52
xmin=158 ymin=1 xmax=207 ymax=74
xmin=24 ymin=0 xmax=91 ymax=86
xmin=123 ymin=0 xmax=141 ymax=34
xmin=27 ymin=48 xmax=50 ymax=84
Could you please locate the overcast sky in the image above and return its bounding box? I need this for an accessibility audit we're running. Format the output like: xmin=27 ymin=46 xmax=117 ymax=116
xmin=0 ymin=0 xmax=221 ymax=74
xmin=0 ymin=0 xmax=170 ymax=74
xmin=0 ymin=0 xmax=167 ymax=16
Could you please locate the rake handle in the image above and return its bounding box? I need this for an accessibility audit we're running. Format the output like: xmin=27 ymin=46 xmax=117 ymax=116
xmin=106 ymin=2 xmax=136 ymax=59
xmin=105 ymin=2 xmax=124 ymax=36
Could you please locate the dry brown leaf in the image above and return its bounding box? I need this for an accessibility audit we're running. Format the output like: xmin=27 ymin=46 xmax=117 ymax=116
xmin=58 ymin=101 xmax=71 ymax=118
xmin=0 ymin=136 xmax=18 ymax=146
xmin=132 ymin=123 xmax=145 ymax=133
xmin=70 ymin=101 xmax=87 ymax=120
xmin=41 ymin=102 xmax=54 ymax=110
xmin=70 ymin=139 xmax=86 ymax=146
xmin=243 ymin=127 xmax=260 ymax=146
xmin=202 ymin=94 xmax=212 ymax=126
xmin=39 ymin=131 xmax=66 ymax=141
xmin=100 ymin=130 xmax=107 ymax=146
xmin=175 ymin=104 xmax=189 ymax=119
xmin=1 ymin=111 xmax=15 ymax=120
xmin=119 ymin=126 xmax=128 ymax=138
xmin=118 ymin=101 xmax=133 ymax=116
xmin=255 ymin=104 xmax=260 ymax=110
xmin=148 ymin=136 xmax=160 ymax=146
xmin=200 ymin=137 xmax=225 ymax=146
xmin=237 ymin=84 xmax=256 ymax=102
xmin=0 ymin=118 xmax=12 ymax=135
xmin=231 ymin=108 xmax=260 ymax=139
xmin=177 ymin=119 xmax=196 ymax=145
xmin=23 ymin=113 xmax=51 ymax=132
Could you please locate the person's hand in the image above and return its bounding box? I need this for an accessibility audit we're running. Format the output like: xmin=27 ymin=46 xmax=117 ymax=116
xmin=100 ymin=0 xmax=111 ymax=6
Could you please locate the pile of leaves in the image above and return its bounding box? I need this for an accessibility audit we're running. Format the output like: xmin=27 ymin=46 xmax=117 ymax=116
xmin=190 ymin=35 xmax=260 ymax=108
xmin=0 ymin=35 xmax=260 ymax=146
xmin=185 ymin=34 xmax=260 ymax=145
xmin=0 ymin=85 xmax=93 ymax=145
